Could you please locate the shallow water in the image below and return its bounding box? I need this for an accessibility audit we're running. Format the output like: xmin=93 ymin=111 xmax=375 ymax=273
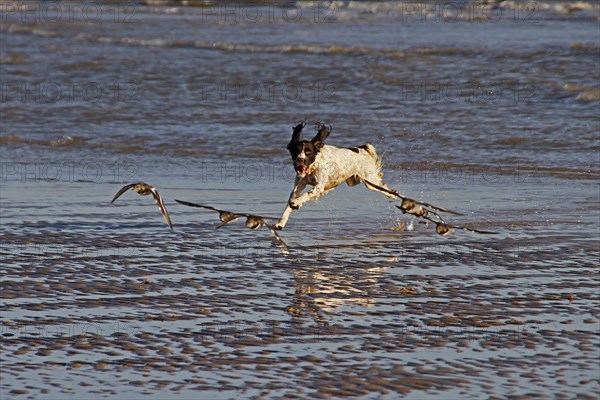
xmin=1 ymin=1 xmax=599 ymax=399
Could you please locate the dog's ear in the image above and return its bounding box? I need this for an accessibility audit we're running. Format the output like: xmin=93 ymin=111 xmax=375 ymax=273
xmin=287 ymin=122 xmax=305 ymax=151
xmin=311 ymin=123 xmax=331 ymax=149
xmin=290 ymin=122 xmax=305 ymax=143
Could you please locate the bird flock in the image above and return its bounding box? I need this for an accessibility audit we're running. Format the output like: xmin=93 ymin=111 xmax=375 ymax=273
xmin=362 ymin=179 xmax=495 ymax=236
xmin=110 ymin=178 xmax=494 ymax=247
xmin=111 ymin=182 xmax=290 ymax=248
xmin=173 ymin=199 xmax=289 ymax=251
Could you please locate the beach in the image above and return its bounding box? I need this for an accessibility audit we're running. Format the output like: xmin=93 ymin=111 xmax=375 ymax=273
xmin=1 ymin=1 xmax=599 ymax=398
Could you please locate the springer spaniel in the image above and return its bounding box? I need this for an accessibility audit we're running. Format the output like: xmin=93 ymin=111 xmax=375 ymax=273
xmin=275 ymin=122 xmax=396 ymax=230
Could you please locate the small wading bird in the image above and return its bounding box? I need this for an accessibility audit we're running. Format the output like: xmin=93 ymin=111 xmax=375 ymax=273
xmin=420 ymin=215 xmax=497 ymax=236
xmin=175 ymin=199 xmax=289 ymax=250
xmin=363 ymin=179 xmax=461 ymax=220
xmin=362 ymin=180 xmax=494 ymax=236
xmin=111 ymin=182 xmax=173 ymax=230
xmin=174 ymin=200 xmax=239 ymax=225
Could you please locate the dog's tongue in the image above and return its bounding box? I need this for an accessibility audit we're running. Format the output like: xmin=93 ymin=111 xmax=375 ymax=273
xmin=296 ymin=165 xmax=308 ymax=175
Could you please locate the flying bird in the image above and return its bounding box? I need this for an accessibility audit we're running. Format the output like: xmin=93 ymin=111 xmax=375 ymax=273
xmin=111 ymin=182 xmax=173 ymax=230
xmin=175 ymin=199 xmax=289 ymax=250
xmin=420 ymin=215 xmax=497 ymax=236
xmin=363 ymin=179 xmax=462 ymax=218
xmin=174 ymin=199 xmax=242 ymax=224
xmin=222 ymin=213 xmax=290 ymax=252
xmin=394 ymin=202 xmax=445 ymax=221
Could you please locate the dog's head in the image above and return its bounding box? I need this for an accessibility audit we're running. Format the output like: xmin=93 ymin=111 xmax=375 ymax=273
xmin=286 ymin=122 xmax=331 ymax=177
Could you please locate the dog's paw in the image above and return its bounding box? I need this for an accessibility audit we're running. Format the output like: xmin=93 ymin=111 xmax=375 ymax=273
xmin=274 ymin=223 xmax=284 ymax=230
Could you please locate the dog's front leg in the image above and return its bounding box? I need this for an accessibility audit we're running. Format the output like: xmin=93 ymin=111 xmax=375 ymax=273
xmin=275 ymin=178 xmax=307 ymax=230
xmin=290 ymin=182 xmax=326 ymax=209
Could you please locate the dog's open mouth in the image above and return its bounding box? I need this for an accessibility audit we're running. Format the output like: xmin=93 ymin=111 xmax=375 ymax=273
xmin=295 ymin=165 xmax=308 ymax=175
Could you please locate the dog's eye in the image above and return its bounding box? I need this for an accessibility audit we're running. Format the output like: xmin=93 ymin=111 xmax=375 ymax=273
xmin=305 ymin=149 xmax=312 ymax=155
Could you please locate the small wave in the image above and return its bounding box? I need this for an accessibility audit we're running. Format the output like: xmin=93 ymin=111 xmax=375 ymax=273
xmin=50 ymin=135 xmax=87 ymax=147
xmin=386 ymin=161 xmax=599 ymax=181
xmin=0 ymin=19 xmax=466 ymax=59
xmin=495 ymin=137 xmax=529 ymax=146
xmin=139 ymin=0 xmax=600 ymax=14
xmin=80 ymin=33 xmax=485 ymax=60
xmin=0 ymin=134 xmax=23 ymax=145
xmin=5 ymin=24 xmax=60 ymax=37
xmin=0 ymin=19 xmax=532 ymax=61
xmin=0 ymin=54 xmax=27 ymax=65
xmin=144 ymin=0 xmax=215 ymax=6
xmin=0 ymin=133 xmax=216 ymax=157
xmin=564 ymin=84 xmax=600 ymax=102
xmin=570 ymin=42 xmax=600 ymax=56
xmin=333 ymin=1 xmax=599 ymax=19
xmin=75 ymin=33 xmax=408 ymax=58
xmin=154 ymin=7 xmax=182 ymax=15
xmin=537 ymin=1 xmax=600 ymax=13
xmin=0 ymin=134 xmax=87 ymax=147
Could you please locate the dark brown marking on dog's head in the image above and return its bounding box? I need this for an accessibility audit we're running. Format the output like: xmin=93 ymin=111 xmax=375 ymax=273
xmin=312 ymin=123 xmax=331 ymax=149
xmin=347 ymin=147 xmax=359 ymax=153
xmin=289 ymin=122 xmax=306 ymax=146
xmin=287 ymin=122 xmax=332 ymax=176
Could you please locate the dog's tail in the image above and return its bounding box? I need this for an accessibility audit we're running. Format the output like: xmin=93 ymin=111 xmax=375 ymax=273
xmin=362 ymin=143 xmax=383 ymax=178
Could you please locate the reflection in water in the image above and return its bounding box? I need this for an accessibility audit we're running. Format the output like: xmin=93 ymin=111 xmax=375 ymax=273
xmin=287 ymin=266 xmax=386 ymax=323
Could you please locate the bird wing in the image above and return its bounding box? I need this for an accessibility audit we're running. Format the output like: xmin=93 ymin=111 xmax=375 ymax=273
xmin=398 ymin=197 xmax=461 ymax=216
xmin=365 ymin=179 xmax=463 ymax=216
xmin=421 ymin=215 xmax=438 ymax=224
xmin=363 ymin=179 xmax=403 ymax=198
xmin=111 ymin=183 xmax=139 ymax=203
xmin=452 ymin=225 xmax=498 ymax=235
xmin=412 ymin=199 xmax=463 ymax=216
xmin=175 ymin=200 xmax=279 ymax=220
xmin=265 ymin=223 xmax=290 ymax=251
xmin=174 ymin=199 xmax=223 ymax=212
xmin=235 ymin=212 xmax=280 ymax=220
xmin=421 ymin=215 xmax=496 ymax=235
xmin=150 ymin=187 xmax=173 ymax=230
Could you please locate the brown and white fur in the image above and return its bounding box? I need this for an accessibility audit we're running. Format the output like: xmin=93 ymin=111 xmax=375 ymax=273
xmin=275 ymin=122 xmax=396 ymax=230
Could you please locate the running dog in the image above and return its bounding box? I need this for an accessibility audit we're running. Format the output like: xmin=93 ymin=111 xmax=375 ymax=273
xmin=275 ymin=122 xmax=396 ymax=230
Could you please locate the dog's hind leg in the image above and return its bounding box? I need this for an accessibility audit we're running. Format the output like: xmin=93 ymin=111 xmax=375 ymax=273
xmin=346 ymin=175 xmax=362 ymax=187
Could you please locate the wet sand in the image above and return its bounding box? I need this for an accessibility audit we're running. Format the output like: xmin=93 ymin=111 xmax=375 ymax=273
xmin=1 ymin=171 xmax=598 ymax=399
